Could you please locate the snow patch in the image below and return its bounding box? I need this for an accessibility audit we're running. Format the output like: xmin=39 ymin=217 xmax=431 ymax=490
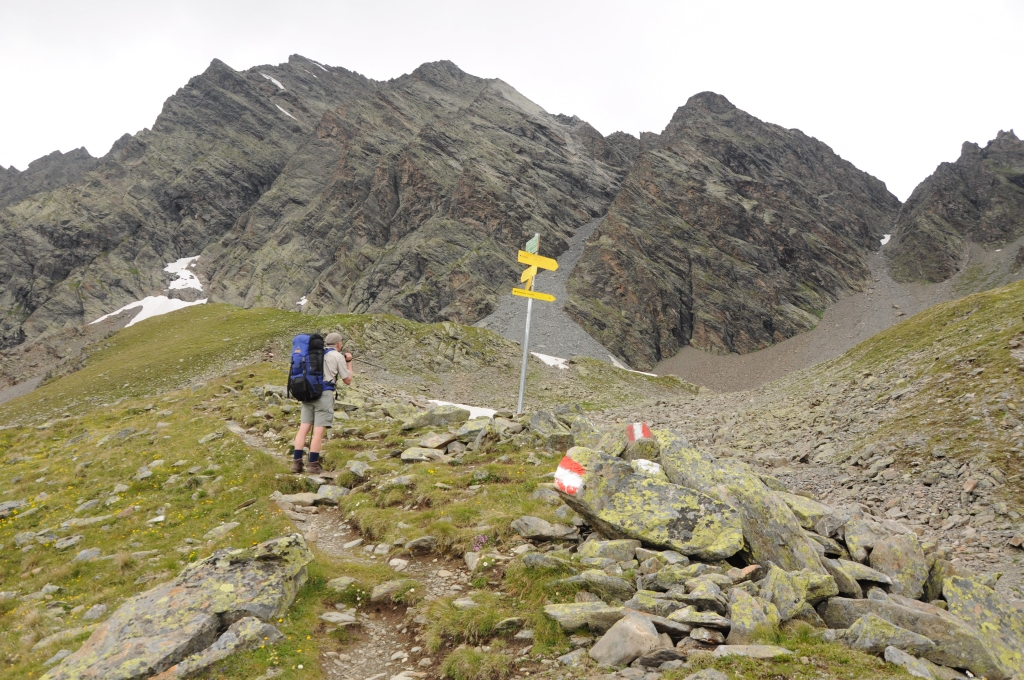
xmin=165 ymin=255 xmax=202 ymax=291
xmin=90 ymin=296 xmax=207 ymax=327
xmin=427 ymin=399 xmax=496 ymax=420
xmin=880 ymin=234 xmax=891 ymax=246
xmin=260 ymin=73 xmax=285 ymax=90
xmin=531 ymin=352 xmax=569 ymax=370
xmin=312 ymin=62 xmax=329 ymax=72
xmin=297 ymin=296 xmax=308 ymax=306
xmin=276 ymin=104 xmax=296 ymax=120
xmin=608 ymin=354 xmax=658 ymax=377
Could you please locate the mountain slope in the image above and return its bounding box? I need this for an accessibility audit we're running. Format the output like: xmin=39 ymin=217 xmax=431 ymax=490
xmin=0 ymin=57 xmax=630 ymax=356
xmin=203 ymin=62 xmax=630 ymax=323
xmin=565 ymin=92 xmax=901 ymax=369
xmin=889 ymin=130 xmax=1024 ymax=283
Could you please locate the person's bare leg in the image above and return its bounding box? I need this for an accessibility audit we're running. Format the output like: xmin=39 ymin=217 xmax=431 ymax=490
xmin=307 ymin=426 xmax=327 ymax=474
xmin=293 ymin=423 xmax=312 ymax=451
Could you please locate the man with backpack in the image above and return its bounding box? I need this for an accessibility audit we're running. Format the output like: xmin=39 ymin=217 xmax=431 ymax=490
xmin=289 ymin=332 xmax=352 ymax=474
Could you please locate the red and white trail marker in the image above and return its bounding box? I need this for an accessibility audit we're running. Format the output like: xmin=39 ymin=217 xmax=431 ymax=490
xmin=626 ymin=422 xmax=653 ymax=442
xmin=554 ymin=456 xmax=586 ymax=496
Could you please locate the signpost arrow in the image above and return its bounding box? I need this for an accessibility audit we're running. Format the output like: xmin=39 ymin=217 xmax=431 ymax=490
xmin=517 ymin=251 xmax=558 ymax=271
xmin=512 ymin=288 xmax=555 ymax=302
xmin=519 ymin=265 xmax=538 ymax=283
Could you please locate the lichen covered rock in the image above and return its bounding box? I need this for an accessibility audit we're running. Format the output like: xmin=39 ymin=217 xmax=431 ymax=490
xmin=758 ymin=564 xmax=838 ymax=621
xmin=42 ymin=534 xmax=312 ymax=680
xmin=818 ymin=596 xmax=1009 ymax=679
xmin=725 ymin=589 xmax=777 ymax=645
xmin=555 ymin=446 xmax=743 ymax=560
xmin=543 ymin=602 xmax=625 ymax=633
xmin=869 ymin=533 xmax=929 ymax=599
xmin=845 ymin=613 xmax=936 ymax=655
xmin=657 ymin=431 xmax=825 ymax=573
xmin=942 ymin=575 xmax=1024 ymax=677
xmin=401 ymin=405 xmax=471 ymax=430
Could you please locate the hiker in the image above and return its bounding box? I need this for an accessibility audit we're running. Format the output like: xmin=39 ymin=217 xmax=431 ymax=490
xmin=291 ymin=332 xmax=352 ymax=474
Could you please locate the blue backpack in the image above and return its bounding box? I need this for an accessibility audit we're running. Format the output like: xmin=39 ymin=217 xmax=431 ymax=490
xmin=287 ymin=334 xmax=336 ymax=402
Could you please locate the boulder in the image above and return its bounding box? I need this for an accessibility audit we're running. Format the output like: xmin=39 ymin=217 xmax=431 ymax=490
xmin=818 ymin=596 xmax=1009 ymax=679
xmin=759 ymin=565 xmax=838 ymax=621
xmin=843 ymin=517 xmax=891 ymax=563
xmin=666 ymin=606 xmax=731 ymax=630
xmin=569 ymin=416 xmax=603 ymax=450
xmin=884 ymin=646 xmax=936 ymax=679
xmin=543 ymin=602 xmax=625 ymax=633
xmin=922 ymin=557 xmax=957 ymax=603
xmin=622 ymin=422 xmax=660 ymax=463
xmin=589 ymin=611 xmax=660 ymax=666
xmin=313 ymin=485 xmax=348 ymax=506
xmin=552 ymin=570 xmax=636 ymax=603
xmin=510 ymin=516 xmax=579 ymax=541
xmin=369 ymin=579 xmax=417 ymax=603
xmin=777 ymin=492 xmax=834 ymax=530
xmin=418 ymin=432 xmax=457 ymax=449
xmin=404 ymin=536 xmax=437 ymax=553
xmin=645 ymin=562 xmax=719 ymax=591
xmin=823 ymin=558 xmax=863 ymax=598
xmin=454 ymin=418 xmax=491 ymax=443
xmin=41 ymin=535 xmax=311 ymax=680
xmin=554 ymin=447 xmax=744 ymax=561
xmin=400 ymin=447 xmax=450 ymax=463
xmin=577 ymin=539 xmax=640 ymax=562
xmin=624 ymin=591 xmax=685 ymax=617
xmin=942 ymin=575 xmax=1024 ymax=677
xmin=527 ymin=411 xmax=574 ymax=451
xmin=657 ymin=431 xmax=825 ymax=574
xmin=726 ymin=589 xmax=777 ymax=645
xmin=845 ymin=613 xmax=936 ymax=655
xmin=835 ymin=558 xmax=893 ymax=586
xmin=713 ymin=645 xmax=793 ymax=660
xmin=674 ymin=579 xmax=727 ymax=615
xmin=152 ymin=617 xmax=284 ymax=678
xmin=869 ymin=533 xmax=928 ymax=599
xmin=401 ymin=405 xmax=471 ymax=430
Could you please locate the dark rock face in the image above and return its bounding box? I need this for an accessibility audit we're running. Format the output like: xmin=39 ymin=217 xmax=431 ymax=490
xmin=565 ymin=92 xmax=901 ymax=368
xmin=0 ymin=148 xmax=99 ymax=210
xmin=889 ymin=130 xmax=1024 ymax=283
xmin=0 ymin=57 xmax=631 ymax=351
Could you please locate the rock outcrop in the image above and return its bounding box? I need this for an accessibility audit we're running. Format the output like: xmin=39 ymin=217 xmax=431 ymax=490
xmin=41 ymin=534 xmax=312 ymax=680
xmin=889 ymin=130 xmax=1024 ymax=283
xmin=565 ymin=92 xmax=901 ymax=367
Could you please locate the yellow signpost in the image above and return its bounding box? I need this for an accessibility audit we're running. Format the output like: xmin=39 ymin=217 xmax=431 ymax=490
xmin=515 ymin=235 xmax=558 ymax=413
xmin=512 ymin=288 xmax=555 ymax=302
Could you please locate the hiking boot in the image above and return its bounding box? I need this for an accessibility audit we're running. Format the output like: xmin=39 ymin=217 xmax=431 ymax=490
xmin=290 ymin=458 xmax=304 ymax=474
xmin=306 ymin=459 xmax=323 ymax=475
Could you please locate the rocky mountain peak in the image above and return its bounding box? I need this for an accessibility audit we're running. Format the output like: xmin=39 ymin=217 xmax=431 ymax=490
xmin=889 ymin=130 xmax=1024 ymax=283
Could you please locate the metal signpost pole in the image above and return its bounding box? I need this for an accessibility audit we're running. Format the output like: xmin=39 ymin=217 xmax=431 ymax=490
xmin=516 ymin=296 xmax=533 ymax=415
xmin=516 ymin=233 xmax=540 ymax=415
xmin=514 ymin=233 xmax=556 ymax=416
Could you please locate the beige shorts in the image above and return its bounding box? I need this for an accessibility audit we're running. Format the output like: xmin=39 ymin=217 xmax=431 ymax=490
xmin=300 ymin=391 xmax=335 ymax=428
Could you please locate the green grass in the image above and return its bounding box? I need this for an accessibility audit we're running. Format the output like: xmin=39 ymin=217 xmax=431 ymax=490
xmin=439 ymin=644 xmax=513 ymax=680
xmin=806 ymin=277 xmax=1024 ymax=490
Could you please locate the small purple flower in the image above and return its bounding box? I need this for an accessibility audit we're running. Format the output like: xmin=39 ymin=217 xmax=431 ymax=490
xmin=472 ymin=534 xmax=490 ymax=552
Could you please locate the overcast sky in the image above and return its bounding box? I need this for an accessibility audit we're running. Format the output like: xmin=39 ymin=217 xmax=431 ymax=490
xmin=2 ymin=0 xmax=1022 ymax=200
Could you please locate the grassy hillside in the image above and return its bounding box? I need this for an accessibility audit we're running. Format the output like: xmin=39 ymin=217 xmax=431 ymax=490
xmin=0 ymin=304 xmax=697 ymax=679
